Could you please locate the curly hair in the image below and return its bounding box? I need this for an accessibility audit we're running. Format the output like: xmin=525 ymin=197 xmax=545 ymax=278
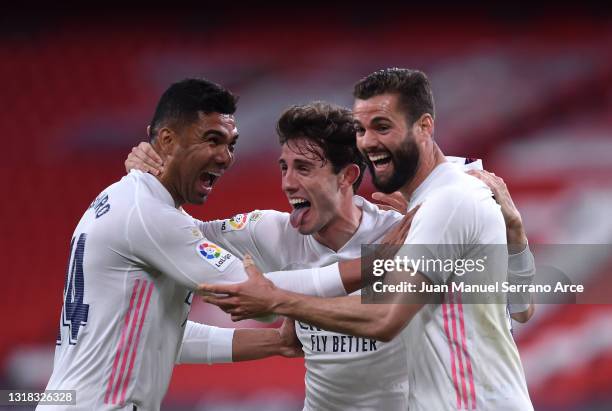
xmin=276 ymin=102 xmax=366 ymax=192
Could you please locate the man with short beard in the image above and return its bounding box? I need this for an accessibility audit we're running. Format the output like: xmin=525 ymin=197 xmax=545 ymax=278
xmin=200 ymin=69 xmax=535 ymax=411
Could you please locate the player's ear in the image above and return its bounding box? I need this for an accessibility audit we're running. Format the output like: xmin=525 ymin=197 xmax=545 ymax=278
xmin=340 ymin=164 xmax=360 ymax=190
xmin=414 ymin=113 xmax=434 ymax=140
xmin=155 ymin=127 xmax=177 ymax=155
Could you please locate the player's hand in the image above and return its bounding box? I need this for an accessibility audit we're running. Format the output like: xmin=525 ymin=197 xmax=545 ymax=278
xmin=125 ymin=142 xmax=164 ymax=175
xmin=278 ymin=317 xmax=304 ymax=358
xmin=197 ymin=255 xmax=281 ymax=321
xmin=372 ymin=191 xmax=408 ymax=214
xmin=467 ymin=169 xmax=528 ymax=252
xmin=378 ymin=204 xmax=421 ymax=251
xmin=356 ymin=204 xmax=420 ymax=284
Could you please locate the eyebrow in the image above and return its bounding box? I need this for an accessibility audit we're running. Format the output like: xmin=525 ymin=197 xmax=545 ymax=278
xmin=203 ymin=130 xmax=239 ymax=143
xmin=354 ymin=115 xmax=391 ymax=126
xmin=277 ymin=158 xmax=316 ymax=166
xmin=370 ymin=116 xmax=392 ymax=124
xmin=294 ymin=158 xmax=316 ymax=167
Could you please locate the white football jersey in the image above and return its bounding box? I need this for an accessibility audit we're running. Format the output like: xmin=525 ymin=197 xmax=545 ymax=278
xmin=197 ymin=197 xmax=411 ymax=411
xmin=39 ymin=170 xmax=343 ymax=411
xmin=399 ymin=161 xmax=533 ymax=411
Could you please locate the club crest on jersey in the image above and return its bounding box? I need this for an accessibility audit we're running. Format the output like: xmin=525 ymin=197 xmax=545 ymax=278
xmin=249 ymin=210 xmax=263 ymax=222
xmin=221 ymin=213 xmax=249 ymax=232
xmin=196 ymin=241 xmax=235 ymax=271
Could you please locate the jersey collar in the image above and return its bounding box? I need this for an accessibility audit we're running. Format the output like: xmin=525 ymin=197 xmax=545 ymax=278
xmin=133 ymin=170 xmax=176 ymax=207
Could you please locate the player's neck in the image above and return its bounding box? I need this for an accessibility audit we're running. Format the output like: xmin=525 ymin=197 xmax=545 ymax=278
xmin=151 ymin=145 xmax=185 ymax=208
xmin=313 ymin=199 xmax=362 ymax=252
xmin=399 ymin=144 xmax=446 ymax=201
xmin=156 ymin=174 xmax=184 ymax=208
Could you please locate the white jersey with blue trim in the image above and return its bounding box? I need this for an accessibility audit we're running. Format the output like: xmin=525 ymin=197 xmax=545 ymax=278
xmin=39 ymin=170 xmax=255 ymax=411
xmin=39 ymin=170 xmax=346 ymax=411
xmin=197 ymin=196 xmax=411 ymax=411
xmin=399 ymin=161 xmax=533 ymax=411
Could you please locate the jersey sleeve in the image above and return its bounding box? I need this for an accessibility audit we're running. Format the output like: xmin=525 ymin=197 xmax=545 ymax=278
xmin=127 ymin=203 xmax=346 ymax=296
xmin=193 ymin=210 xmax=289 ymax=271
xmin=127 ymin=202 xmax=250 ymax=289
xmin=194 ymin=211 xmax=255 ymax=256
xmin=176 ymin=321 xmax=234 ymax=364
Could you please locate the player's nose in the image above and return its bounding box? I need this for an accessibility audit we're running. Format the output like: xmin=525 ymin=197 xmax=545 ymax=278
xmin=214 ymin=145 xmax=234 ymax=169
xmin=282 ymin=168 xmax=299 ymax=193
xmin=357 ymin=129 xmax=380 ymax=151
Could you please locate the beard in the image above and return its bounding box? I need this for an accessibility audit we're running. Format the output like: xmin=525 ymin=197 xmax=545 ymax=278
xmin=367 ymin=135 xmax=420 ymax=194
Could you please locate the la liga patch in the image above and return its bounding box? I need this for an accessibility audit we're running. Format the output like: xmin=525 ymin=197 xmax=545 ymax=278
xmin=196 ymin=240 xmax=236 ymax=272
xmin=221 ymin=213 xmax=249 ymax=232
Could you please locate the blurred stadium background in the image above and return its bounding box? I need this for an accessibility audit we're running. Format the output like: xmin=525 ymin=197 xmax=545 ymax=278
xmin=1 ymin=3 xmax=612 ymax=410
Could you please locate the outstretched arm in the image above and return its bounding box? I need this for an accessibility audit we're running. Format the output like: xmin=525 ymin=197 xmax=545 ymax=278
xmin=177 ymin=318 xmax=302 ymax=364
xmin=232 ymin=318 xmax=303 ymax=361
xmin=468 ymin=169 xmax=535 ymax=322
xmin=199 ymin=256 xmax=432 ymax=342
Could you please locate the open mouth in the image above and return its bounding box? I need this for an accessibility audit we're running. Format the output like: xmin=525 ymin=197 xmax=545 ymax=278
xmin=200 ymin=171 xmax=220 ymax=189
xmin=289 ymin=198 xmax=311 ymax=209
xmin=368 ymin=153 xmax=392 ymax=168
xmin=289 ymin=197 xmax=311 ymax=228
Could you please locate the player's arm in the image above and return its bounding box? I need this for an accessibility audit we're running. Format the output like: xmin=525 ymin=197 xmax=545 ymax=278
xmin=191 ymin=212 xmax=258 ymax=258
xmin=507 ymin=246 xmax=535 ymax=323
xmin=192 ymin=210 xmax=290 ymax=273
xmin=467 ymin=169 xmax=536 ymax=322
xmin=177 ymin=318 xmax=301 ymax=364
xmin=199 ymin=194 xmax=464 ymax=341
xmin=195 ymin=206 xmax=415 ymax=296
xmin=211 ymin=264 xmax=431 ymax=342
xmin=232 ymin=317 xmax=302 ymax=361
xmin=129 ymin=200 xmax=349 ymax=297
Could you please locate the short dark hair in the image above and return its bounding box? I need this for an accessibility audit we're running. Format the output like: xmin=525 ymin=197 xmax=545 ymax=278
xmin=353 ymin=68 xmax=435 ymax=125
xmin=276 ymin=102 xmax=366 ymax=192
xmin=149 ymin=78 xmax=238 ymax=141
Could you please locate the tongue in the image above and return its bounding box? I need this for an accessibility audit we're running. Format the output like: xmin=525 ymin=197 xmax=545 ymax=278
xmin=290 ymin=207 xmax=309 ymax=228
